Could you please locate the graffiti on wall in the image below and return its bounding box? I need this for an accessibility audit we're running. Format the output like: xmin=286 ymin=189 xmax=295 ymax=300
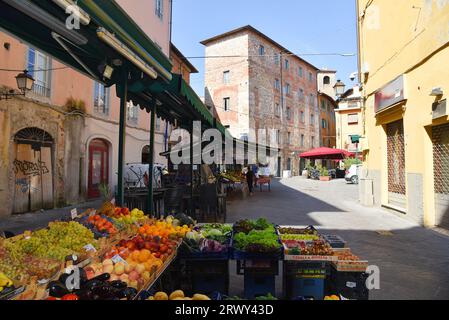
xmin=13 ymin=159 xmax=50 ymax=177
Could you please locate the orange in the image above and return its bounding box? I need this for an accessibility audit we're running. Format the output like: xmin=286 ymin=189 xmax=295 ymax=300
xmin=138 ymin=249 xmax=151 ymax=263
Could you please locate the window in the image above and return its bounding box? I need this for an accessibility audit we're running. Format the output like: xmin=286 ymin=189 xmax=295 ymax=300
xmin=308 ymin=72 xmax=313 ymax=82
xmin=94 ymin=82 xmax=109 ymax=115
xmin=300 ymin=111 xmax=305 ymax=123
xmin=286 ymin=107 xmax=291 ymax=120
xmin=321 ymin=100 xmax=326 ymax=110
xmin=27 ymin=47 xmax=51 ymax=97
xmin=275 ymin=79 xmax=280 ymax=91
xmin=127 ymin=102 xmax=139 ymax=124
xmin=223 ymin=70 xmax=230 ymax=84
xmin=155 ymin=0 xmax=163 ymax=19
xmin=288 ymin=132 xmax=292 ymax=145
xmin=284 ymin=59 xmax=290 ymax=70
xmin=298 ymin=88 xmax=304 ymax=101
xmin=309 ymin=94 xmax=315 ymax=108
xmin=275 ymin=103 xmax=280 ymax=116
xmin=274 ymin=53 xmax=280 ymax=65
xmin=311 ymin=136 xmax=315 ymax=148
xmin=285 ymin=83 xmax=291 ymax=95
xmin=259 ymin=45 xmax=265 ymax=56
xmin=156 ymin=117 xmax=161 ymax=131
xmin=276 ymin=130 xmax=281 ymax=145
xmin=322 ymin=119 xmax=327 ymax=129
xmin=301 ymin=134 xmax=305 ymax=147
xmin=223 ymin=97 xmax=231 ymax=111
xmin=323 ymin=76 xmax=330 ymax=85
xmin=310 ymin=113 xmax=315 ymax=126
xmin=298 ymin=67 xmax=303 ymax=77
xmin=348 ymin=113 xmax=359 ymax=124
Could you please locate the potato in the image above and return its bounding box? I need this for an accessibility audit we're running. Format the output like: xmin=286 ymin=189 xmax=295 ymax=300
xmin=169 ymin=290 xmax=185 ymax=300
xmin=192 ymin=294 xmax=211 ymax=301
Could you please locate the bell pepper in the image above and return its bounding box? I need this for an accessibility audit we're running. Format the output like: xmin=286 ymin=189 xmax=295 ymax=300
xmin=61 ymin=294 xmax=79 ymax=300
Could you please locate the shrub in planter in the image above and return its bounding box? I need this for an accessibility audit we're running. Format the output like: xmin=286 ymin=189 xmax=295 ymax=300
xmin=319 ymin=167 xmax=331 ymax=181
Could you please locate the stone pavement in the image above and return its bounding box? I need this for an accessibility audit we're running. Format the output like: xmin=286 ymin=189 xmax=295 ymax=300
xmin=226 ymin=177 xmax=449 ymax=300
xmin=0 ymin=200 xmax=102 ymax=235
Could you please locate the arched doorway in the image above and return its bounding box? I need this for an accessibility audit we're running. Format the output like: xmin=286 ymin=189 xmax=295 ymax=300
xmin=142 ymin=145 xmax=150 ymax=164
xmin=88 ymin=139 xmax=109 ymax=199
xmin=13 ymin=127 xmax=54 ymax=213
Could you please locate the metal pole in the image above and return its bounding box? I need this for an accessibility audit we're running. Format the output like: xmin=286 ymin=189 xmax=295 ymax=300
xmin=148 ymin=103 xmax=156 ymax=216
xmin=117 ymin=69 xmax=128 ymax=207
xmin=190 ymin=123 xmax=194 ymax=216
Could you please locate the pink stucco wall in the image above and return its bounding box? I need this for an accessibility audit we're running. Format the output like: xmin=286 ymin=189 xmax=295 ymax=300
xmin=0 ymin=0 xmax=172 ymax=132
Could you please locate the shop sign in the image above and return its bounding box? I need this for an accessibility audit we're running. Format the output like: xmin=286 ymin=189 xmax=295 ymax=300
xmin=375 ymin=75 xmax=406 ymax=114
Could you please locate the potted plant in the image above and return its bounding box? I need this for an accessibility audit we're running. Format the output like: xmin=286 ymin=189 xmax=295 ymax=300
xmin=319 ymin=167 xmax=331 ymax=182
xmin=305 ymin=164 xmax=314 ymax=179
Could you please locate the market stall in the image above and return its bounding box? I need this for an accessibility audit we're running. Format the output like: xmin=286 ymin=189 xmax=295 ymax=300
xmin=0 ymin=207 xmax=370 ymax=300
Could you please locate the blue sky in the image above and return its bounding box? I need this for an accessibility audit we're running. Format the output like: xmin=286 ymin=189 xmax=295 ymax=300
xmin=172 ymin=0 xmax=358 ymax=96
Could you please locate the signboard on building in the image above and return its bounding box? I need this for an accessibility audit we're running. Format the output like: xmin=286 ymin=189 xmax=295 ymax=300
xmin=374 ymin=75 xmax=406 ymax=113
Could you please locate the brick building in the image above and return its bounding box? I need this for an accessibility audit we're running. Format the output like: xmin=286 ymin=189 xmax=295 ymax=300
xmin=202 ymin=26 xmax=320 ymax=176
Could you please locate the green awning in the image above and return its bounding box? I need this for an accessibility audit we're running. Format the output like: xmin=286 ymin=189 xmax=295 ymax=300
xmin=78 ymin=0 xmax=172 ymax=82
xmin=351 ymin=135 xmax=361 ymax=143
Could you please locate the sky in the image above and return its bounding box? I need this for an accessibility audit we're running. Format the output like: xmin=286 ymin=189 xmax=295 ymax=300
xmin=172 ymin=0 xmax=358 ymax=97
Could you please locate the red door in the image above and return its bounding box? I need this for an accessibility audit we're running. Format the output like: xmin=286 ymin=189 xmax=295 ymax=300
xmin=88 ymin=139 xmax=109 ymax=199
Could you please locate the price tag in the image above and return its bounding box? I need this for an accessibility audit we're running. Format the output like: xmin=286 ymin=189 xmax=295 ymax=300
xmin=71 ymin=208 xmax=78 ymax=219
xmin=84 ymin=244 xmax=97 ymax=252
xmin=89 ymin=210 xmax=97 ymax=217
xmin=111 ymin=254 xmax=128 ymax=265
xmin=111 ymin=198 xmax=116 ymax=205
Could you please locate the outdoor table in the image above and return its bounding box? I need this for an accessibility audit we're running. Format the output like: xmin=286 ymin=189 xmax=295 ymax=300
xmin=257 ymin=177 xmax=271 ymax=192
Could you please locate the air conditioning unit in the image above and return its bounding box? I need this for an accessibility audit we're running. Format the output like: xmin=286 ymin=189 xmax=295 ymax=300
xmin=432 ymin=99 xmax=447 ymax=119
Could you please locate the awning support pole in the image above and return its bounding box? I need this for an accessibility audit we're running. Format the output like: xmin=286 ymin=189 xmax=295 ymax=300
xmin=148 ymin=103 xmax=156 ymax=216
xmin=117 ymin=69 xmax=128 ymax=207
xmin=190 ymin=123 xmax=194 ymax=216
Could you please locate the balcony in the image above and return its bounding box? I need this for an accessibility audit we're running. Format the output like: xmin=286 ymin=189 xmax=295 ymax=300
xmin=31 ymin=83 xmax=51 ymax=98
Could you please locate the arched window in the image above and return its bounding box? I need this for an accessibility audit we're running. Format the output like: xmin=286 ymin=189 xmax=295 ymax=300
xmin=15 ymin=127 xmax=53 ymax=150
xmin=323 ymin=76 xmax=330 ymax=85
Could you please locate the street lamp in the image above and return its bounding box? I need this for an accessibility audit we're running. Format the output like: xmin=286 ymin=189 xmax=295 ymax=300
xmin=334 ymin=80 xmax=346 ymax=98
xmin=0 ymin=70 xmax=35 ymax=100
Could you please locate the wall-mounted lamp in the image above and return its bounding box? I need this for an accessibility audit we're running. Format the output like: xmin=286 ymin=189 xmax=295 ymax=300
xmin=0 ymin=70 xmax=35 ymax=100
xmin=430 ymin=87 xmax=443 ymax=97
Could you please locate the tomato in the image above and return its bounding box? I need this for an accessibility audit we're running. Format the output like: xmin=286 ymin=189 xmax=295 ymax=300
xmin=46 ymin=296 xmax=58 ymax=300
xmin=61 ymin=294 xmax=79 ymax=301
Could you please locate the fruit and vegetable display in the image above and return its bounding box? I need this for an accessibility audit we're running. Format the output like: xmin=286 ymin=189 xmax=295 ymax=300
xmin=0 ymin=272 xmax=14 ymax=295
xmin=78 ymin=214 xmax=117 ymax=238
xmin=147 ymin=290 xmax=211 ymax=301
xmin=138 ymin=217 xmax=191 ymax=239
xmin=299 ymin=240 xmax=334 ymax=256
xmin=280 ymin=234 xmax=320 ymax=241
xmin=220 ymin=171 xmax=243 ymax=183
xmin=278 ymin=226 xmax=319 ymax=235
xmin=46 ymin=270 xmax=138 ymax=300
xmin=332 ymin=249 xmax=368 ymax=271
xmin=184 ymin=224 xmax=232 ymax=254
xmin=9 ymin=221 xmax=97 ymax=262
xmin=233 ymin=219 xmax=281 ymax=254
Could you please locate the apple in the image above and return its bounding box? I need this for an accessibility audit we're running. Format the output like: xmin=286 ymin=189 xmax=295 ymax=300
xmin=141 ymin=271 xmax=151 ymax=282
xmin=103 ymin=264 xmax=114 ymax=274
xmin=128 ymin=271 xmax=140 ymax=281
xmin=102 ymin=259 xmax=113 ymax=267
xmin=119 ymin=274 xmax=129 ymax=284
xmin=135 ymin=263 xmax=146 ymax=275
xmin=125 ymin=262 xmax=135 ymax=273
xmin=114 ymin=262 xmax=125 ymax=276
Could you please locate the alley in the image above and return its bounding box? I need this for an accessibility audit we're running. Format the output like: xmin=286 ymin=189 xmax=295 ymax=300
xmin=227 ymin=177 xmax=449 ymax=300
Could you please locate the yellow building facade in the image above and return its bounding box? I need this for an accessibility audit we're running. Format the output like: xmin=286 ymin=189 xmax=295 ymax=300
xmin=357 ymin=0 xmax=449 ymax=228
